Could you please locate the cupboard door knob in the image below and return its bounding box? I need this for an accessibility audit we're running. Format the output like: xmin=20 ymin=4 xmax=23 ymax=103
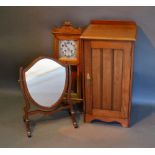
xmin=86 ymin=73 xmax=91 ymax=80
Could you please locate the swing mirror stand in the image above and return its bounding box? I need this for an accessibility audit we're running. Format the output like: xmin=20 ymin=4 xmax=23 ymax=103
xmin=19 ymin=56 xmax=78 ymax=137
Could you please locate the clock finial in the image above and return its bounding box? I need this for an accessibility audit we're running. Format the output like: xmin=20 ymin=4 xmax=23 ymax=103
xmin=63 ymin=21 xmax=72 ymax=26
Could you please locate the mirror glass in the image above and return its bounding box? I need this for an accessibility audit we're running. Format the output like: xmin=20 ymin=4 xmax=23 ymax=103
xmin=25 ymin=58 xmax=66 ymax=108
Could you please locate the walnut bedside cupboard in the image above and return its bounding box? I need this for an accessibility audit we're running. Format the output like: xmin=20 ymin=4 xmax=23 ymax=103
xmin=80 ymin=20 xmax=137 ymax=127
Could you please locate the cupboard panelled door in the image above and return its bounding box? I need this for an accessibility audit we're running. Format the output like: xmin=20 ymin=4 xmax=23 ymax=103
xmin=84 ymin=40 xmax=132 ymax=126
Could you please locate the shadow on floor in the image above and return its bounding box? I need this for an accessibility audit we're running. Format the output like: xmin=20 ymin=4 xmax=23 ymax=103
xmin=130 ymin=103 xmax=155 ymax=126
xmin=30 ymin=109 xmax=81 ymax=132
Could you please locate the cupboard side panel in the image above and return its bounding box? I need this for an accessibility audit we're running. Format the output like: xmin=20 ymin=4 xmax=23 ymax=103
xmin=128 ymin=43 xmax=135 ymax=122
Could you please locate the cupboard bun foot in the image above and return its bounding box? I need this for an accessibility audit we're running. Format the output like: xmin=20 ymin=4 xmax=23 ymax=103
xmin=84 ymin=115 xmax=93 ymax=123
xmin=121 ymin=120 xmax=130 ymax=128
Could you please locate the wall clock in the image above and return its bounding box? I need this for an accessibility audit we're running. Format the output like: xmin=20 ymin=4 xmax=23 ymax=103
xmin=52 ymin=21 xmax=82 ymax=65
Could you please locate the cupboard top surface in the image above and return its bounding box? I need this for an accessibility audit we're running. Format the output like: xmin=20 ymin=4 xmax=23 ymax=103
xmin=80 ymin=20 xmax=137 ymax=41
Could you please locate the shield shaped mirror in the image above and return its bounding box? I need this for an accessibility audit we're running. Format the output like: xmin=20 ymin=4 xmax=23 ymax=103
xmin=25 ymin=58 xmax=66 ymax=108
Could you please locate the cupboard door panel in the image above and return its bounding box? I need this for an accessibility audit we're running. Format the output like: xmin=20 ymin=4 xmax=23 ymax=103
xmin=112 ymin=49 xmax=123 ymax=111
xmin=92 ymin=49 xmax=101 ymax=109
xmin=102 ymin=49 xmax=113 ymax=110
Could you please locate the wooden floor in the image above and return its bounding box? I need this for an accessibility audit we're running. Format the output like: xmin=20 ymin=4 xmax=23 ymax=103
xmin=0 ymin=88 xmax=155 ymax=148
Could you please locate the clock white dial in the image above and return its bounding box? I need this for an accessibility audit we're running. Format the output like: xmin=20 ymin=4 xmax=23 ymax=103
xmin=59 ymin=40 xmax=77 ymax=58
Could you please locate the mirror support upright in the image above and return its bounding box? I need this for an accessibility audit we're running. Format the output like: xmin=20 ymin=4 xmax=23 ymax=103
xmin=67 ymin=65 xmax=78 ymax=128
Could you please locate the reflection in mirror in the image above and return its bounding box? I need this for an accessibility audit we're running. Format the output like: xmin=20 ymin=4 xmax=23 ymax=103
xmin=25 ymin=58 xmax=66 ymax=108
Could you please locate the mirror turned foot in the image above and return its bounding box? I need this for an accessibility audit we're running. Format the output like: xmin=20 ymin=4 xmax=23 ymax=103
xmin=73 ymin=122 xmax=78 ymax=128
xmin=27 ymin=131 xmax=31 ymax=138
xmin=25 ymin=119 xmax=31 ymax=138
xmin=70 ymin=111 xmax=78 ymax=128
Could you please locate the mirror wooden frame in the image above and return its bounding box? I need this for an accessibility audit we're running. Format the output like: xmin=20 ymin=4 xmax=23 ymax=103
xmin=19 ymin=56 xmax=78 ymax=137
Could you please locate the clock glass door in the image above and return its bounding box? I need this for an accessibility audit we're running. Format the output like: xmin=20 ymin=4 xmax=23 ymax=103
xmin=59 ymin=40 xmax=78 ymax=63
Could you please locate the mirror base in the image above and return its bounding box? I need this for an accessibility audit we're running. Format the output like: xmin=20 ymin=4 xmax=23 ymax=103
xmin=23 ymin=104 xmax=78 ymax=137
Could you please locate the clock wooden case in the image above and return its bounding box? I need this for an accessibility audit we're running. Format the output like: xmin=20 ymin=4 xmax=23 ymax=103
xmin=52 ymin=21 xmax=82 ymax=65
xmin=52 ymin=21 xmax=82 ymax=100
xmin=81 ymin=20 xmax=137 ymax=127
